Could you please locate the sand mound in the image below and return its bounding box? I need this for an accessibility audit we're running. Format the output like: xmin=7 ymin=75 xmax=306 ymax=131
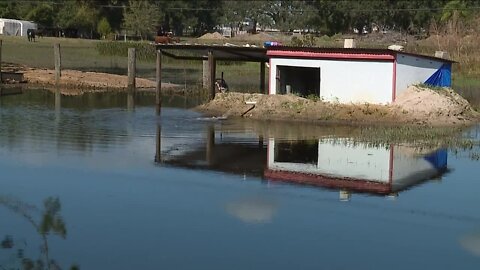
xmin=197 ymin=86 xmax=479 ymax=127
xmin=23 ymin=68 xmax=179 ymax=95
xmin=393 ymin=85 xmax=478 ymax=124
xmin=198 ymin=32 xmax=226 ymax=40
xmin=232 ymin=32 xmax=275 ymax=41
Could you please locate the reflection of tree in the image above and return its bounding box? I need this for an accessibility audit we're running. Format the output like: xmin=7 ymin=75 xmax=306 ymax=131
xmin=0 ymin=196 xmax=78 ymax=270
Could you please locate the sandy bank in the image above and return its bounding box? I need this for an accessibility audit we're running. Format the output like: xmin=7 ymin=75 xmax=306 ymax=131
xmin=196 ymin=86 xmax=480 ymax=127
xmin=2 ymin=63 xmax=179 ymax=95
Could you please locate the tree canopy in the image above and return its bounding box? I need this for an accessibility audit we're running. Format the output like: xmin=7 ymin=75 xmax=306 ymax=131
xmin=0 ymin=0 xmax=478 ymax=38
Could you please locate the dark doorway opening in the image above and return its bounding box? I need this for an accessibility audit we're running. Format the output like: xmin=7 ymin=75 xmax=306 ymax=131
xmin=276 ymin=66 xmax=320 ymax=96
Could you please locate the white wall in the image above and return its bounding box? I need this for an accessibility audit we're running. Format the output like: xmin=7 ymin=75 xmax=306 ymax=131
xmin=269 ymin=58 xmax=394 ymax=104
xmin=267 ymin=138 xmax=392 ymax=183
xmin=395 ymin=53 xmax=444 ymax=96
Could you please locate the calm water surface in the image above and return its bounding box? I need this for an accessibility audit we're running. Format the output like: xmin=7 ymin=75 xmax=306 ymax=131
xmin=1 ymin=90 xmax=480 ymax=270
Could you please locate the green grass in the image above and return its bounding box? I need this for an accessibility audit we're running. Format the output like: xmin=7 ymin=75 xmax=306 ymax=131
xmin=1 ymin=35 xmax=479 ymax=97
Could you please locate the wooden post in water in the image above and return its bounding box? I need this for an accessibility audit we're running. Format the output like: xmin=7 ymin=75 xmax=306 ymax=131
xmin=0 ymin=39 xmax=3 ymax=86
xmin=54 ymin=43 xmax=61 ymax=86
xmin=202 ymin=60 xmax=209 ymax=89
xmin=260 ymin=61 xmax=266 ymax=94
xmin=128 ymin=48 xmax=136 ymax=94
xmin=127 ymin=48 xmax=136 ymax=110
xmin=156 ymin=50 xmax=162 ymax=115
xmin=206 ymin=125 xmax=215 ymax=165
xmin=155 ymin=124 xmax=162 ymax=163
xmin=208 ymin=50 xmax=216 ymax=100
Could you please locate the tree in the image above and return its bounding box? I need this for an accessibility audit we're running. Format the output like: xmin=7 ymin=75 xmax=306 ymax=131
xmin=25 ymin=3 xmax=56 ymax=27
xmin=123 ymin=0 xmax=160 ymax=39
xmin=97 ymin=17 xmax=112 ymax=38
xmin=56 ymin=1 xmax=99 ymax=38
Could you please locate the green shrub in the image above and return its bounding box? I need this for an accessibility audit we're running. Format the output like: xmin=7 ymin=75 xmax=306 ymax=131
xmin=96 ymin=41 xmax=157 ymax=61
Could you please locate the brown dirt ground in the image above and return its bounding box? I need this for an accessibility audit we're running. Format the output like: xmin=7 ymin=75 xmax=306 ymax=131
xmin=196 ymin=86 xmax=480 ymax=127
xmin=2 ymin=63 xmax=179 ymax=95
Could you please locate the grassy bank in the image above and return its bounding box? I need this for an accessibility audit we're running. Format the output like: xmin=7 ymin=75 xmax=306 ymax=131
xmin=0 ymin=36 xmax=261 ymax=90
xmin=0 ymin=35 xmax=478 ymax=103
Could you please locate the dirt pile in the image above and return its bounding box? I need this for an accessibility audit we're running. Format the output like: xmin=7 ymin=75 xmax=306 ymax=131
xmin=232 ymin=32 xmax=276 ymax=42
xmin=198 ymin=32 xmax=226 ymax=40
xmin=393 ymin=85 xmax=478 ymax=125
xmin=196 ymin=86 xmax=479 ymax=126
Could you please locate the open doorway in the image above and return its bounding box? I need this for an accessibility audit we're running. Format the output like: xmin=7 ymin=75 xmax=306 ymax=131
xmin=276 ymin=66 xmax=320 ymax=96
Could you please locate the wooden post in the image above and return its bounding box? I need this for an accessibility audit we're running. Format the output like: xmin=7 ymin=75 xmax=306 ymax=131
xmin=54 ymin=43 xmax=61 ymax=85
xmin=0 ymin=39 xmax=3 ymax=86
xmin=260 ymin=61 xmax=266 ymax=94
xmin=208 ymin=50 xmax=216 ymax=100
xmin=128 ymin=48 xmax=136 ymax=94
xmin=202 ymin=60 xmax=209 ymax=89
xmin=156 ymin=50 xmax=162 ymax=115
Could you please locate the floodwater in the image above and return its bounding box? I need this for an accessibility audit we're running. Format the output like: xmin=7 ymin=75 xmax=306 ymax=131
xmin=1 ymin=90 xmax=480 ymax=270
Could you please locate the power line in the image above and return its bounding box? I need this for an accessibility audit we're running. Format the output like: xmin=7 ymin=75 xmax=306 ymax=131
xmin=3 ymin=0 xmax=480 ymax=12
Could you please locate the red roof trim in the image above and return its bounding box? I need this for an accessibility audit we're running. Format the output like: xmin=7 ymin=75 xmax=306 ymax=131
xmin=264 ymin=169 xmax=392 ymax=195
xmin=267 ymin=50 xmax=395 ymax=61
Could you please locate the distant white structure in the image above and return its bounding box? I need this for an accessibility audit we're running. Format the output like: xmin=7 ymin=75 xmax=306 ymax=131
xmin=0 ymin=18 xmax=37 ymax=37
xmin=267 ymin=46 xmax=454 ymax=104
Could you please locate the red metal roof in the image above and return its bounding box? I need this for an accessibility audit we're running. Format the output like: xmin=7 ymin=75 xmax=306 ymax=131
xmin=266 ymin=46 xmax=455 ymax=63
xmin=267 ymin=49 xmax=395 ymax=61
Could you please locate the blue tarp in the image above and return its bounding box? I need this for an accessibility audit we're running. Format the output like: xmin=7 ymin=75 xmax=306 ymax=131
xmin=424 ymin=149 xmax=448 ymax=170
xmin=424 ymin=63 xmax=452 ymax=87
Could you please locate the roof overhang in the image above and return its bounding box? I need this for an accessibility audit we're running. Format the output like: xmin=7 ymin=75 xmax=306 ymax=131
xmin=267 ymin=49 xmax=395 ymax=61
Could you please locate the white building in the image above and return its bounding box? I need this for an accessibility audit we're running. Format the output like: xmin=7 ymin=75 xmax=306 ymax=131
xmin=0 ymin=18 xmax=37 ymax=37
xmin=265 ymin=138 xmax=448 ymax=196
xmin=267 ymin=47 xmax=454 ymax=104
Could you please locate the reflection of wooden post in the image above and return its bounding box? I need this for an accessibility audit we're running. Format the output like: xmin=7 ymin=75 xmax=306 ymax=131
xmin=155 ymin=124 xmax=162 ymax=163
xmin=260 ymin=61 xmax=266 ymax=94
xmin=206 ymin=125 xmax=215 ymax=165
xmin=208 ymin=51 xmax=216 ymax=100
xmin=156 ymin=50 xmax=162 ymax=115
xmin=127 ymin=93 xmax=135 ymax=110
xmin=54 ymin=43 xmax=61 ymax=86
xmin=128 ymin=48 xmax=136 ymax=94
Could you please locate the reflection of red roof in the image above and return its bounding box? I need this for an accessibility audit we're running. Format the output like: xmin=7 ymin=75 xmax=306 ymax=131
xmin=264 ymin=169 xmax=392 ymax=195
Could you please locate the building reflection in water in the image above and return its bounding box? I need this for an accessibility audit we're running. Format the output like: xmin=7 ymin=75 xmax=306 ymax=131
xmin=156 ymin=125 xmax=448 ymax=199
xmin=265 ymin=138 xmax=448 ymax=199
